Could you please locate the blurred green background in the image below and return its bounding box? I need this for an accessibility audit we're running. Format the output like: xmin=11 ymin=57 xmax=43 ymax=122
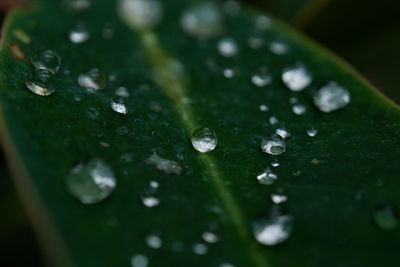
xmin=1 ymin=0 xmax=399 ymax=266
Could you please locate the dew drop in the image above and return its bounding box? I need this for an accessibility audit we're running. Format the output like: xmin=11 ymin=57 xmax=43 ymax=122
xmin=269 ymin=116 xmax=278 ymax=125
xmin=251 ymin=67 xmax=272 ymax=87
xmin=201 ymin=231 xmax=219 ymax=244
xmin=306 ymin=128 xmax=318 ymax=137
xmin=146 ymin=153 xmax=183 ymax=175
xmin=119 ymin=0 xmax=163 ymax=30
xmin=372 ymin=204 xmax=398 ymax=231
xmin=223 ymin=68 xmax=235 ymax=78
xmin=69 ymin=23 xmax=90 ymax=44
xmin=181 ymin=2 xmax=223 ymax=39
xmin=313 ymin=82 xmax=350 ymax=112
xmin=111 ymin=98 xmax=128 ymax=114
xmin=275 ymin=128 xmax=290 ymax=139
xmin=145 ymin=234 xmax=162 ymax=249
xmin=25 ymin=69 xmax=55 ymax=96
xmin=66 ymin=159 xmax=116 ymax=204
xmin=191 ymin=127 xmax=218 ymax=153
xmin=115 ymin=86 xmax=130 ymax=98
xmin=261 ymin=134 xmax=286 ymax=155
xmin=217 ymin=38 xmax=238 ymax=57
xmin=271 ymin=159 xmax=280 ymax=168
xmin=253 ymin=209 xmax=293 ymax=246
xmin=257 ymin=168 xmax=277 ymax=185
xmin=247 ymin=36 xmax=265 ymax=49
xmin=78 ymin=68 xmax=107 ymax=91
xmin=131 ymin=254 xmax=148 ymax=267
xmin=292 ymin=104 xmax=306 ymax=115
xmin=192 ymin=243 xmax=208 ymax=255
xmin=31 ymin=50 xmax=61 ymax=74
xmin=220 ymin=263 xmax=235 ymax=267
xmin=255 ymin=15 xmax=271 ymax=31
xmin=282 ymin=64 xmax=312 ymax=92
xmin=271 ymin=193 xmax=288 ymax=204
xmin=141 ymin=196 xmax=160 ymax=208
xmin=269 ymin=41 xmax=288 ymax=55
xmin=259 ymin=104 xmax=269 ymax=112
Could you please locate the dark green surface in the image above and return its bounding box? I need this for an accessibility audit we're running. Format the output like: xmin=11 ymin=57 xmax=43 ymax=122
xmin=0 ymin=0 xmax=400 ymax=266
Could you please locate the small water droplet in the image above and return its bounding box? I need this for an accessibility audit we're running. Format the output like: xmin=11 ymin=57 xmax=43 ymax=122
xmin=257 ymin=168 xmax=277 ymax=185
xmin=223 ymin=68 xmax=235 ymax=78
xmin=282 ymin=64 xmax=312 ymax=91
xmin=306 ymin=128 xmax=318 ymax=137
xmin=150 ymin=180 xmax=159 ymax=189
xmin=69 ymin=23 xmax=90 ymax=44
xmin=31 ymin=50 xmax=61 ymax=74
xmin=116 ymin=126 xmax=129 ymax=135
xmin=292 ymin=104 xmax=306 ymax=115
xmin=116 ymin=86 xmax=130 ymax=98
xmin=373 ymin=204 xmax=398 ymax=231
xmin=261 ymin=134 xmax=286 ymax=155
xmin=131 ymin=254 xmax=148 ymax=267
xmin=269 ymin=41 xmax=288 ymax=55
xmin=201 ymin=231 xmax=219 ymax=243
xmin=181 ymin=2 xmax=223 ymax=39
xmin=119 ymin=0 xmax=163 ymax=30
xmin=146 ymin=153 xmax=183 ymax=175
xmin=271 ymin=158 xmax=280 ymax=167
xmin=271 ymin=193 xmax=287 ymax=204
xmin=275 ymin=128 xmax=290 ymax=139
xmin=251 ymin=67 xmax=272 ymax=87
xmin=191 ymin=127 xmax=218 ymax=153
xmin=78 ymin=68 xmax=107 ymax=91
xmin=247 ymin=36 xmax=265 ymax=49
xmin=62 ymin=0 xmax=92 ymax=12
xmin=313 ymin=82 xmax=350 ymax=112
xmin=111 ymin=98 xmax=128 ymax=114
xmin=102 ymin=24 xmax=114 ymax=39
xmin=259 ymin=104 xmax=269 ymax=112
xmin=253 ymin=209 xmax=293 ymax=246
xmin=217 ymin=38 xmax=238 ymax=57
xmin=25 ymin=69 xmax=54 ymax=96
xmin=141 ymin=196 xmax=160 ymax=208
xmin=255 ymin=15 xmax=271 ymax=30
xmin=269 ymin=116 xmax=278 ymax=125
xmin=145 ymin=234 xmax=162 ymax=249
xmin=192 ymin=243 xmax=208 ymax=255
xmin=66 ymin=159 xmax=116 ymax=204
xmin=220 ymin=263 xmax=235 ymax=267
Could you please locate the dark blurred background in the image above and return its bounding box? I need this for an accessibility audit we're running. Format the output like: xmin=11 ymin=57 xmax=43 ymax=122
xmin=1 ymin=0 xmax=399 ymax=266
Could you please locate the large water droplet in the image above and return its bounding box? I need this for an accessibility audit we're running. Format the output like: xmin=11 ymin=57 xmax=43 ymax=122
xmin=261 ymin=134 xmax=286 ymax=155
xmin=119 ymin=0 xmax=163 ymax=30
xmin=145 ymin=234 xmax=162 ymax=249
xmin=25 ymin=69 xmax=54 ymax=96
xmin=191 ymin=127 xmax=218 ymax=153
xmin=146 ymin=153 xmax=183 ymax=175
xmin=282 ymin=64 xmax=312 ymax=92
xmin=78 ymin=68 xmax=107 ymax=91
xmin=217 ymin=38 xmax=238 ymax=57
xmin=372 ymin=203 xmax=398 ymax=231
xmin=313 ymin=82 xmax=350 ymax=112
xmin=111 ymin=98 xmax=128 ymax=114
xmin=69 ymin=23 xmax=90 ymax=44
xmin=131 ymin=254 xmax=148 ymax=267
xmin=66 ymin=159 xmax=116 ymax=204
xmin=181 ymin=2 xmax=222 ymax=39
xmin=31 ymin=50 xmax=61 ymax=74
xmin=251 ymin=67 xmax=272 ymax=87
xmin=257 ymin=168 xmax=277 ymax=185
xmin=253 ymin=209 xmax=293 ymax=246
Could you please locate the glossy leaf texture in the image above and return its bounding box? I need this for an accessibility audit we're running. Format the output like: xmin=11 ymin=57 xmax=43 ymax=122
xmin=0 ymin=0 xmax=399 ymax=266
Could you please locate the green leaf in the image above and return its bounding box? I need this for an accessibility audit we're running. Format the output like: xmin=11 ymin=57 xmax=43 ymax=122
xmin=0 ymin=0 xmax=399 ymax=266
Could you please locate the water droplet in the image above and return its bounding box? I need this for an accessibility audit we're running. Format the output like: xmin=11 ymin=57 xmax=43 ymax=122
xmin=62 ymin=0 xmax=92 ymax=12
xmin=255 ymin=15 xmax=271 ymax=30
xmin=289 ymin=97 xmax=298 ymax=104
xmin=111 ymin=99 xmax=128 ymax=114
xmin=259 ymin=104 xmax=269 ymax=112
xmin=150 ymin=180 xmax=159 ymax=189
xmin=141 ymin=196 xmax=160 ymax=208
xmin=220 ymin=263 xmax=235 ymax=267
xmin=224 ymin=0 xmax=240 ymax=15
xmin=192 ymin=243 xmax=208 ymax=255
xmin=181 ymin=2 xmax=223 ymax=39
xmin=116 ymin=126 xmax=129 ymax=135
xmin=257 ymin=168 xmax=277 ymax=185
xmin=31 ymin=50 xmax=61 ymax=74
xmin=306 ymin=128 xmax=318 ymax=137
xmin=247 ymin=36 xmax=264 ymax=49
xmin=223 ymin=68 xmax=235 ymax=78
xmin=131 ymin=254 xmax=148 ymax=267
xmin=271 ymin=193 xmax=287 ymax=204
xmin=373 ymin=204 xmax=398 ymax=231
xmin=25 ymin=69 xmax=54 ymax=96
xmin=269 ymin=41 xmax=288 ymax=55
xmin=251 ymin=67 xmax=272 ymax=87
xmin=191 ymin=127 xmax=218 ymax=153
xmin=119 ymin=0 xmax=163 ymax=30
xmin=78 ymin=68 xmax=107 ymax=91
xmin=271 ymin=159 xmax=280 ymax=167
xmin=261 ymin=134 xmax=286 ymax=155
xmin=145 ymin=234 xmax=162 ymax=249
xmin=269 ymin=116 xmax=278 ymax=125
xmin=66 ymin=159 xmax=116 ymax=204
xmin=275 ymin=128 xmax=290 ymax=139
xmin=292 ymin=104 xmax=306 ymax=115
xmin=146 ymin=153 xmax=183 ymax=175
xmin=313 ymin=82 xmax=350 ymax=112
xmin=253 ymin=210 xmax=293 ymax=246
xmin=282 ymin=64 xmax=312 ymax=91
xmin=102 ymin=24 xmax=114 ymax=39
xmin=115 ymin=86 xmax=130 ymax=98
xmin=217 ymin=38 xmax=238 ymax=57
xmin=201 ymin=231 xmax=219 ymax=243
xmin=69 ymin=23 xmax=90 ymax=44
